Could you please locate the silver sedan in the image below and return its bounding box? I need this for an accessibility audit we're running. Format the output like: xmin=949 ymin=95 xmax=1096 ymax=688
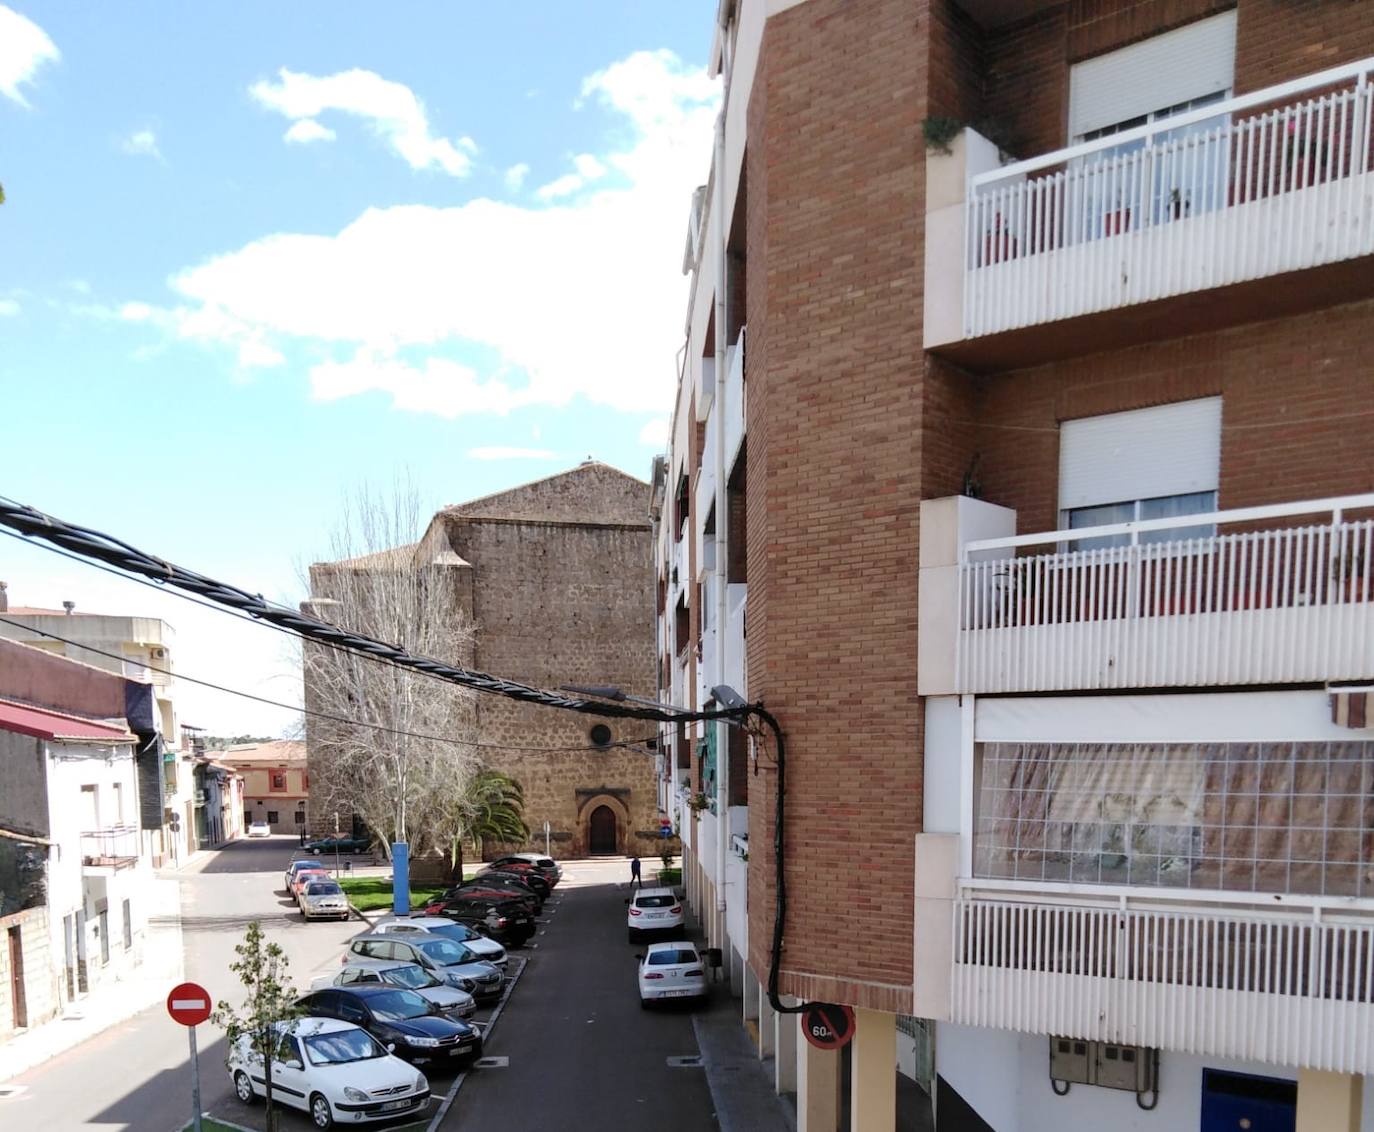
xmin=320 ymin=959 xmax=477 ymax=1019
xmin=298 ymin=879 xmax=351 ymax=921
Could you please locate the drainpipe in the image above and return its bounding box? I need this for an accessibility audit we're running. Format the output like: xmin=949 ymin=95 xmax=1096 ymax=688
xmin=713 ymin=12 xmax=732 ymax=916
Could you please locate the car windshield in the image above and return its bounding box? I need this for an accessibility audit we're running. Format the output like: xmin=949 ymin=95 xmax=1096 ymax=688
xmin=635 ymin=895 xmax=675 ymax=908
xmin=414 ymin=938 xmax=472 ymax=965
xmin=306 ymin=883 xmax=342 ymax=896
xmin=292 ymin=861 xmax=323 ymax=873
xmin=303 ymin=1029 xmax=386 ymax=1065
xmin=384 ymin=965 xmax=440 ymax=990
xmin=422 ymin=923 xmax=477 ymax=944
xmin=365 ymin=990 xmax=433 ymax=1021
xmin=647 ymin=949 xmax=697 ymax=966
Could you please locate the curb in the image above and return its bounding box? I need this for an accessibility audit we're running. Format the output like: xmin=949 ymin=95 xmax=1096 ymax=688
xmin=425 ymin=952 xmax=529 ymax=1132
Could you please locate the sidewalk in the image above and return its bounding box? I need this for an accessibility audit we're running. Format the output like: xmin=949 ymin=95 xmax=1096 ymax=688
xmin=694 ymin=1000 xmax=795 ymax=1132
xmin=0 ymin=873 xmax=185 ymax=1083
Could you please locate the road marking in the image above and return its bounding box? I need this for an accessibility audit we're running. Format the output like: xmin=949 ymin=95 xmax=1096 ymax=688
xmin=473 ymin=1056 xmax=508 ymax=1068
xmin=667 ymin=1055 xmax=704 ymax=1068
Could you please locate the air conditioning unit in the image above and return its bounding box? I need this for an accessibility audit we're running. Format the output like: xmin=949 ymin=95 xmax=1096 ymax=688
xmin=151 ymin=647 xmax=166 ymax=659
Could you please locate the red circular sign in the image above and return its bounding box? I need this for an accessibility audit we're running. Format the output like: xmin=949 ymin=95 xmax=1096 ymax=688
xmin=166 ymin=981 xmax=213 ymax=1026
xmin=802 ymin=1002 xmax=856 ymax=1050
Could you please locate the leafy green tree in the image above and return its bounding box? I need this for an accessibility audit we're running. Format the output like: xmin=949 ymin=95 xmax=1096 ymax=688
xmin=445 ymin=768 xmax=528 ymax=881
xmin=211 ymin=921 xmax=302 ymax=1132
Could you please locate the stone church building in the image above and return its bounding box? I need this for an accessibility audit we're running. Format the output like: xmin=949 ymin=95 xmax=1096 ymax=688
xmin=306 ymin=462 xmax=662 ymax=860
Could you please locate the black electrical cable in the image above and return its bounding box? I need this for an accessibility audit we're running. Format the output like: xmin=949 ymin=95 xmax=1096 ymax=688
xmin=0 ymin=495 xmax=809 ymax=1013
xmin=0 ymin=614 xmax=657 ymax=756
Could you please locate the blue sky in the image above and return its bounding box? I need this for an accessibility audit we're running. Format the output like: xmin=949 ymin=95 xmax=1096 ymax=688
xmin=0 ymin=2 xmax=716 ymax=734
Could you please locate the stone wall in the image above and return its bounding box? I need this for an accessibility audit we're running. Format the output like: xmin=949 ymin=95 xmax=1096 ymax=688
xmin=0 ymin=906 xmax=59 ymax=1042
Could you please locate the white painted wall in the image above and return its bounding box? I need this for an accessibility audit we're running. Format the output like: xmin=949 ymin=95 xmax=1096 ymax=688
xmin=922 ymin=696 xmax=961 ymax=834
xmin=940 ymin=1024 xmax=1374 ymax=1132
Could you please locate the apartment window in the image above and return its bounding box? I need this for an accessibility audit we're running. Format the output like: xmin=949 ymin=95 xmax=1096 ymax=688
xmin=293 ymin=809 xmax=305 ymax=826
xmin=81 ymin=784 xmax=99 ymax=831
xmin=266 ymin=810 xmax=279 ymax=824
xmin=974 ymin=740 xmax=1374 ymax=897
xmin=122 ymin=899 xmax=132 ymax=950
xmin=1060 ymin=398 xmax=1220 ymax=549
xmin=270 ymin=771 xmax=287 ymax=792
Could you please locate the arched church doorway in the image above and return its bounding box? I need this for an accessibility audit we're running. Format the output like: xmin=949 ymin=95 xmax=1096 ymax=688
xmin=588 ymin=805 xmax=617 ymax=855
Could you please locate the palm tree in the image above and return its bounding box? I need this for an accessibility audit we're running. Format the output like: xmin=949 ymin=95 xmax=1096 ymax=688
xmin=447 ymin=768 xmax=528 ymax=882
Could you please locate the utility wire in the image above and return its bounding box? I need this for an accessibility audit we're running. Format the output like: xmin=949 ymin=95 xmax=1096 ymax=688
xmin=0 ymin=615 xmax=657 ymax=757
xmin=0 ymin=496 xmax=806 ymax=1014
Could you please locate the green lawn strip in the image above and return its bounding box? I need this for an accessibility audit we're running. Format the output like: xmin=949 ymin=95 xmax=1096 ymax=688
xmin=337 ymin=877 xmax=454 ymax=912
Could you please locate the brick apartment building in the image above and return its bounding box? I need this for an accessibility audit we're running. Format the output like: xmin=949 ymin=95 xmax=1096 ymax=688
xmin=657 ymin=3 xmax=1374 ymax=1131
xmin=306 ymin=463 xmax=662 ymax=860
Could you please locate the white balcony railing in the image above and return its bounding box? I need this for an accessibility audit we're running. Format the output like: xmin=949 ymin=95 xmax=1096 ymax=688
xmin=958 ymin=494 xmax=1374 ymax=693
xmin=952 ymin=892 xmax=1374 ymax=1074
xmin=966 ymin=59 xmax=1373 ymax=337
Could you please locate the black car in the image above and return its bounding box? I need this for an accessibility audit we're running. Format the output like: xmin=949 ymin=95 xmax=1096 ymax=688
xmin=430 ymin=893 xmax=536 ymax=947
xmin=296 ymin=985 xmax=482 ymax=1067
xmin=479 ymin=867 xmax=550 ymax=899
xmin=445 ymin=879 xmax=539 ymax=918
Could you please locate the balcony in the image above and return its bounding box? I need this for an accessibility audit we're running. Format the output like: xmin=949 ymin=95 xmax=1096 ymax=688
xmin=950 ymin=887 xmax=1374 ymax=1074
xmin=926 ymin=60 xmax=1374 ymax=369
xmin=81 ymin=825 xmax=140 ymax=870
xmin=921 ymin=494 xmax=1374 ymax=696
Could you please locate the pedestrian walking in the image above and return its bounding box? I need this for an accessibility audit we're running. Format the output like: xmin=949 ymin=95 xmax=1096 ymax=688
xmin=630 ymin=855 xmax=642 ymax=888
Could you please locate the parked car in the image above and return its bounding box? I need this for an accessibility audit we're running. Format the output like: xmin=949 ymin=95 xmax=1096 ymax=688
xmin=299 ymin=880 xmax=350 ymax=922
xmin=370 ymin=915 xmax=507 ymax=970
xmin=458 ymin=874 xmax=543 ymax=910
xmin=345 ymin=933 xmax=503 ymax=1001
xmin=424 ymin=893 xmax=536 ymax=948
xmin=303 ymin=834 xmax=372 ymax=855
xmin=487 ymin=856 xmax=558 ymax=887
xmin=227 ymin=1017 xmax=429 ymax=1129
xmin=285 ymin=858 xmax=327 ymax=892
xmin=296 ymin=985 xmax=482 ymax=1069
xmin=636 ymin=941 xmax=708 ymax=1008
xmin=494 ymin=852 xmax=562 ymax=885
xmin=247 ymin=820 xmax=271 ymax=838
xmin=627 ymin=886 xmax=683 ymax=941
xmin=318 ymin=959 xmax=475 ymax=1019
xmin=292 ymin=869 xmax=332 ymax=900
xmin=478 ymin=866 xmax=550 ymax=899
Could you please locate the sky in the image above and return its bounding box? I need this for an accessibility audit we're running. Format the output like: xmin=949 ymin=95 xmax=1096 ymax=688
xmin=0 ymin=1 xmax=717 ymax=737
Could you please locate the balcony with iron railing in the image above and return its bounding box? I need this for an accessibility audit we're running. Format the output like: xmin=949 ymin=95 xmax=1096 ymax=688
xmin=919 ymin=494 xmax=1374 ymax=696
xmin=80 ymin=825 xmax=141 ymax=870
xmin=925 ymin=59 xmax=1374 ymax=369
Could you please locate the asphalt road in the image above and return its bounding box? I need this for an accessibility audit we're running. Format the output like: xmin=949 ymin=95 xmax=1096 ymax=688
xmin=441 ymin=859 xmax=717 ymax=1132
xmin=5 ymin=835 xmax=362 ymax=1132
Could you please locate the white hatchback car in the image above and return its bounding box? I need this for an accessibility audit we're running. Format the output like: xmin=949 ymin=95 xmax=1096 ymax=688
xmin=248 ymin=820 xmax=271 ymax=838
xmin=228 ymin=1017 xmax=429 ymax=1129
xmin=637 ymin=941 xmax=708 ymax=1007
xmin=627 ymin=886 xmax=683 ymax=941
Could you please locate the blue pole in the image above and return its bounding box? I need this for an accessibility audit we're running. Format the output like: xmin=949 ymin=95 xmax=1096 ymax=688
xmin=392 ymin=843 xmax=410 ymax=916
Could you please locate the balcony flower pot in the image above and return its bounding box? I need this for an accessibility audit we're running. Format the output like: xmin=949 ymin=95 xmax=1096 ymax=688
xmin=983 ymin=212 xmax=1018 ymax=264
xmin=1103 ymin=207 xmax=1131 ymax=236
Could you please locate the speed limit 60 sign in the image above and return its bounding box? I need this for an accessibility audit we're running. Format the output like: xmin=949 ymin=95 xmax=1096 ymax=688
xmin=802 ymin=1002 xmax=855 ymax=1050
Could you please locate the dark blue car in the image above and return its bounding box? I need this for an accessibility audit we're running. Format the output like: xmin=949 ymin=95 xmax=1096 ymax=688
xmin=296 ymin=985 xmax=482 ymax=1067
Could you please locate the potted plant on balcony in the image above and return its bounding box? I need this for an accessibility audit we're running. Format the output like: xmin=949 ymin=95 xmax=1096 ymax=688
xmin=686 ymin=791 xmax=710 ymax=814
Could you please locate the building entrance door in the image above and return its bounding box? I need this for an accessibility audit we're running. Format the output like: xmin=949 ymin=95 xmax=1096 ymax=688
xmin=7 ymin=926 xmax=26 ymax=1029
xmin=1200 ymin=1069 xmax=1296 ymax=1132
xmin=588 ymin=805 xmax=617 ymax=855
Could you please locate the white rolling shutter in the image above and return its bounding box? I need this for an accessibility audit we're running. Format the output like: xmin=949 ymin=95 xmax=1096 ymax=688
xmin=1068 ymin=10 xmax=1237 ymax=141
xmin=1058 ymin=397 xmax=1221 ymax=512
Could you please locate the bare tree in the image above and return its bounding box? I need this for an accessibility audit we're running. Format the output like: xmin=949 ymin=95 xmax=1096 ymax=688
xmin=302 ymin=484 xmax=478 ymax=855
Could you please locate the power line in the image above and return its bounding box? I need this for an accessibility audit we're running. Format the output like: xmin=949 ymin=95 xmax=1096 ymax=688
xmin=0 ymin=615 xmax=657 ymax=756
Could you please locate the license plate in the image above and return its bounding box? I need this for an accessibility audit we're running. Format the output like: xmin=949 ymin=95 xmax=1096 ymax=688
xmin=381 ymin=1099 xmax=412 ymax=1111
xmin=664 ymin=989 xmax=695 ymax=998
xmin=448 ymin=1043 xmax=473 ymax=1056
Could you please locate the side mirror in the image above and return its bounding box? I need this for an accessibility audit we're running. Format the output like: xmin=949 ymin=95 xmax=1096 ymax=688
xmin=634 ymin=953 xmax=644 ymax=961
xmin=623 ymin=898 xmax=631 ymax=905
xmin=286 ymin=1059 xmax=303 ymax=1070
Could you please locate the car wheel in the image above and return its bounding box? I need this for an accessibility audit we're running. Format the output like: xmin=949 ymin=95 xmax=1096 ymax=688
xmin=233 ymin=1070 xmax=256 ymax=1104
xmin=639 ymin=996 xmax=651 ymax=1010
xmin=309 ymin=1092 xmax=335 ymax=1129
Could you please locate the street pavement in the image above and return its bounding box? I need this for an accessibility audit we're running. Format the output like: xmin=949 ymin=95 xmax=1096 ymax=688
xmin=2 ymin=835 xmax=361 ymax=1131
xmin=442 ymin=858 xmax=720 ymax=1132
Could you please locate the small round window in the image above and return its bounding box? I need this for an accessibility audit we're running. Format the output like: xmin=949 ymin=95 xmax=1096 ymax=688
xmin=589 ymin=724 xmax=613 ymax=749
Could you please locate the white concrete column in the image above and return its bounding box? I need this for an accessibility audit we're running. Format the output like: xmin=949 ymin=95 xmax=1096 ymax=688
xmin=758 ymin=984 xmax=775 ymax=1059
xmin=849 ymin=1009 xmax=896 ymax=1132
xmin=797 ymin=1024 xmax=840 ymax=1132
xmin=1296 ymin=1069 xmax=1362 ymax=1132
xmin=775 ymin=998 xmax=798 ymax=1096
xmin=742 ymin=958 xmax=760 ymax=1022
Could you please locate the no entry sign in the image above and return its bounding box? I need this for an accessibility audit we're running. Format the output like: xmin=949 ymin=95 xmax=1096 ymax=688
xmin=166 ymin=981 xmax=213 ymax=1027
xmin=802 ymin=1002 xmax=856 ymax=1051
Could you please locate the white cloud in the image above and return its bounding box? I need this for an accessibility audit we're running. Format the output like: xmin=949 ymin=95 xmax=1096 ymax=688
xmin=503 ymin=162 xmax=530 ymax=192
xmin=283 ymin=118 xmax=336 ymax=144
xmin=0 ymin=298 xmax=19 ymax=317
xmin=136 ymin=50 xmax=718 ymax=417
xmin=250 ymin=67 xmax=474 ymax=176
xmin=120 ymin=129 xmax=162 ymax=160
xmin=534 ymin=152 xmax=609 ymax=201
xmin=468 ymin=446 xmax=557 ymax=461
xmin=637 ymin=418 xmax=669 ymax=448
xmin=573 ymin=154 xmax=606 ymax=179
xmin=0 ymin=6 xmax=58 ymax=107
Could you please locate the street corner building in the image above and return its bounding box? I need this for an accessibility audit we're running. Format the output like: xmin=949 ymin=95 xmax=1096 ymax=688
xmin=655 ymin=3 xmax=1374 ymax=1132
xmin=303 ymin=461 xmax=662 ymax=861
